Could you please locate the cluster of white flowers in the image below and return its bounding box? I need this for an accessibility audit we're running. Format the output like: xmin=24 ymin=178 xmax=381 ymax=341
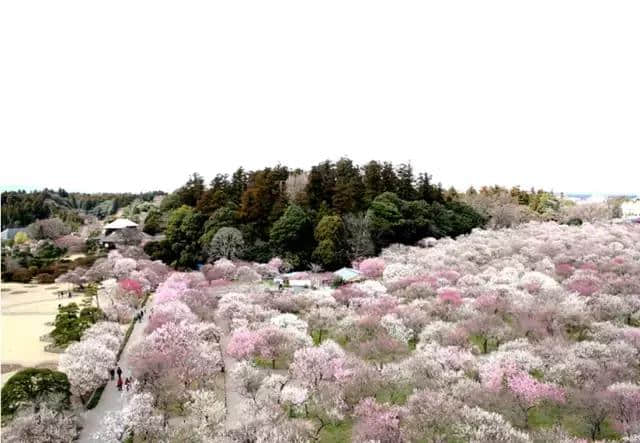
xmin=270 ymin=313 xmax=308 ymax=333
xmin=380 ymin=313 xmax=413 ymax=344
xmin=280 ymin=384 xmax=308 ymax=406
xmin=352 ymin=280 xmax=388 ymax=297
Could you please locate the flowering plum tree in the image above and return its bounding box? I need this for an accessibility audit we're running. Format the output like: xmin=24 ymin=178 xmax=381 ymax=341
xmin=358 ymin=257 xmax=385 ymax=278
xmin=144 ymin=299 xmax=197 ymax=333
xmin=58 ymin=338 xmax=116 ymax=403
xmin=2 ymin=403 xmax=79 ymax=443
xmin=354 ymin=397 xmax=405 ymax=443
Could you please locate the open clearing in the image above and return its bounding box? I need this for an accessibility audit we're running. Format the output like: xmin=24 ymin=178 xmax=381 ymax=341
xmin=1 ymin=282 xmax=84 ymax=385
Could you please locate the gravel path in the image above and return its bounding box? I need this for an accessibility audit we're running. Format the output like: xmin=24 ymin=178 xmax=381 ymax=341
xmin=77 ymin=313 xmax=149 ymax=443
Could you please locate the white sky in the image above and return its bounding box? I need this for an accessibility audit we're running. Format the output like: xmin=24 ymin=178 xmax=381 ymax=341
xmin=1 ymin=1 xmax=639 ymax=194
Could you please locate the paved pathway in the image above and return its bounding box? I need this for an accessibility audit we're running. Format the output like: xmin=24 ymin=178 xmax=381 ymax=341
xmin=78 ymin=313 xmax=149 ymax=443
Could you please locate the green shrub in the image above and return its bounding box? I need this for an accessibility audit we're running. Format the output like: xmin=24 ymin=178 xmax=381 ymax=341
xmin=85 ymin=384 xmax=106 ymax=410
xmin=331 ymin=276 xmax=345 ymax=288
xmin=51 ymin=303 xmax=102 ymax=347
xmin=1 ymin=368 xmax=71 ymax=416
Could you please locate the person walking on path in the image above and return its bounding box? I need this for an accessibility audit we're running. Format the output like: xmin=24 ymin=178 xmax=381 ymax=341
xmin=116 ymin=366 xmax=122 ymax=379
xmin=109 ymin=368 xmax=115 ymax=380
xmin=125 ymin=377 xmax=131 ymax=391
xmin=117 ymin=376 xmax=123 ymax=392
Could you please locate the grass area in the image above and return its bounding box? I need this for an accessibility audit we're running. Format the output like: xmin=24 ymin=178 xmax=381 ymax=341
xmin=317 ymin=420 xmax=352 ymax=443
xmin=374 ymin=383 xmax=412 ymax=405
xmin=528 ymin=404 xmax=620 ymax=440
xmin=311 ymin=329 xmax=330 ymax=345
xmin=468 ymin=334 xmax=499 ymax=354
xmin=253 ymin=357 xmax=289 ymax=370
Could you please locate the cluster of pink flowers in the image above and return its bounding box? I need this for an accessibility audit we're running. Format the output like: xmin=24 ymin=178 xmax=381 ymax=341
xmin=358 ymin=257 xmax=386 ymax=278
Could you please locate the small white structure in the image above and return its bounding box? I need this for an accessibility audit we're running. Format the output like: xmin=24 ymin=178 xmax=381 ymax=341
xmin=104 ymin=218 xmax=138 ymax=234
xmin=101 ymin=218 xmax=143 ymax=248
xmin=290 ymin=279 xmax=312 ymax=289
xmin=333 ymin=267 xmax=363 ymax=283
xmin=273 ymin=277 xmax=313 ymax=290
xmin=621 ymin=200 xmax=640 ymax=219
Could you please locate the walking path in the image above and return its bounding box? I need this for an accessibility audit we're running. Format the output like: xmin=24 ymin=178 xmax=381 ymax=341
xmin=215 ymin=313 xmax=247 ymax=428
xmin=78 ymin=286 xmax=260 ymax=440
xmin=78 ymin=312 xmax=149 ymax=443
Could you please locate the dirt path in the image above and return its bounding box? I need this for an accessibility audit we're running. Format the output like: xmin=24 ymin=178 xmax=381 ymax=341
xmin=215 ymin=313 xmax=248 ymax=429
xmin=77 ymin=313 xmax=149 ymax=443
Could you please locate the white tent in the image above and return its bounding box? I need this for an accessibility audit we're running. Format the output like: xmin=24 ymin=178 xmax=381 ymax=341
xmin=104 ymin=218 xmax=138 ymax=229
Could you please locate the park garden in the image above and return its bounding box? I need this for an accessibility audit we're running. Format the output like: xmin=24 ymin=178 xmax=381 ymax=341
xmin=2 ymin=220 xmax=638 ymax=442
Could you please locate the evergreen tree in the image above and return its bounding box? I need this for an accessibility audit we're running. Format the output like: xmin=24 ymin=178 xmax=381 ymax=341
xmin=396 ymin=163 xmax=417 ymax=200
xmin=380 ymin=162 xmax=398 ymax=194
xmin=165 ymin=205 xmax=206 ymax=268
xmin=143 ymin=209 xmax=163 ymax=235
xmin=312 ymin=215 xmax=349 ymax=270
xmin=305 ymin=161 xmax=336 ymax=210
xmin=332 ymin=158 xmax=364 ymax=213
xmin=269 ymin=204 xmax=314 ymax=268
xmin=362 ymin=160 xmax=384 ymax=204
xmin=230 ymin=168 xmax=248 ymax=205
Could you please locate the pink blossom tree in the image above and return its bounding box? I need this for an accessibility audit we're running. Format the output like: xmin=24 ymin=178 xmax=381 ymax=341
xmin=144 ymin=300 xmax=197 ymax=333
xmin=354 ymin=397 xmax=405 ymax=443
xmin=118 ymin=278 xmax=143 ymax=296
xmin=359 ymin=258 xmax=385 ymax=278
xmin=130 ymin=322 xmax=222 ymax=383
xmin=607 ymin=383 xmax=640 ymax=437
xmin=226 ymin=326 xmax=302 ymax=369
xmin=54 ymin=234 xmax=86 ymax=253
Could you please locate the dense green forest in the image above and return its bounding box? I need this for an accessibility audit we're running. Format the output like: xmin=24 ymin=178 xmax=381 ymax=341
xmin=1 ymin=159 xmax=487 ymax=271
xmin=143 ymin=159 xmax=486 ymax=270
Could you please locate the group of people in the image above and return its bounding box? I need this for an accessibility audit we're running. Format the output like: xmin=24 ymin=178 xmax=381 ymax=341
xmin=57 ymin=291 xmax=72 ymax=299
xmin=105 ymin=310 xmax=147 ymax=393
xmin=109 ymin=366 xmax=132 ymax=392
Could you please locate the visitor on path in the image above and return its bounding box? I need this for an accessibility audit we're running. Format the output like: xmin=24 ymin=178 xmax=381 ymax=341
xmin=116 ymin=366 xmax=122 ymax=378
xmin=125 ymin=377 xmax=131 ymax=391
xmin=109 ymin=368 xmax=115 ymax=380
xmin=117 ymin=377 xmax=123 ymax=391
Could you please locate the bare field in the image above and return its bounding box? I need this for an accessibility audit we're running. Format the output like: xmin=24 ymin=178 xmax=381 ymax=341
xmin=1 ymin=282 xmax=84 ymax=384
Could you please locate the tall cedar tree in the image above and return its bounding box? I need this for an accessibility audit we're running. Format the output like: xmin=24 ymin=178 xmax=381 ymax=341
xmin=362 ymin=161 xmax=384 ymax=205
xmin=240 ymin=167 xmax=288 ymax=238
xmin=332 ymin=158 xmax=365 ymax=214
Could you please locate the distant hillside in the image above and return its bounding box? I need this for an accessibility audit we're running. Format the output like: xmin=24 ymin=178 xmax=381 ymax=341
xmin=1 ymin=189 xmax=165 ymax=229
